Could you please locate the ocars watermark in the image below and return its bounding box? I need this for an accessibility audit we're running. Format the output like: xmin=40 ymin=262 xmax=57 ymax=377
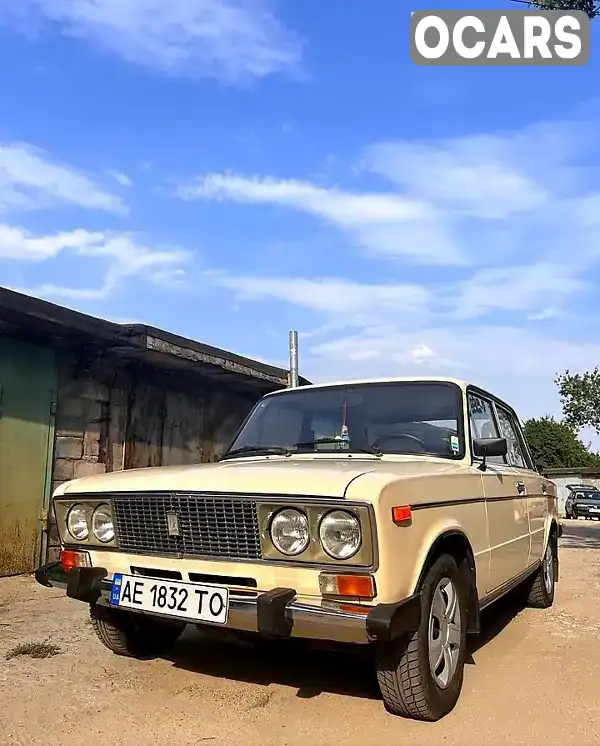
xmin=410 ymin=10 xmax=590 ymax=65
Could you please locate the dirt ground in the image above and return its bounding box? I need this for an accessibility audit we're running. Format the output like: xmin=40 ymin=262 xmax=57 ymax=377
xmin=1 ymin=521 xmax=599 ymax=746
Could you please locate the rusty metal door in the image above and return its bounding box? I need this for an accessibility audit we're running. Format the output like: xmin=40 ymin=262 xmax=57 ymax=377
xmin=0 ymin=338 xmax=57 ymax=576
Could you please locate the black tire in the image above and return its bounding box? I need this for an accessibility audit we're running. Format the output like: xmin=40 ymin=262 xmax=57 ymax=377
xmin=90 ymin=603 xmax=186 ymax=657
xmin=524 ymin=536 xmax=556 ymax=609
xmin=375 ymin=554 xmax=468 ymax=722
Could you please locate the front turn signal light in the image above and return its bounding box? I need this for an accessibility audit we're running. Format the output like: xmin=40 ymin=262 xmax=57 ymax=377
xmin=60 ymin=549 xmax=91 ymax=573
xmin=392 ymin=505 xmax=412 ymax=525
xmin=319 ymin=572 xmax=375 ymax=599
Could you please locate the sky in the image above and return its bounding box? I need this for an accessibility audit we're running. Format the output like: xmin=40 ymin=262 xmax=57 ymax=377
xmin=1 ymin=0 xmax=600 ymax=437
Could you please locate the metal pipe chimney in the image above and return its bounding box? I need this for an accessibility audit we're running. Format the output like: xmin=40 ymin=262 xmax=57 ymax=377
xmin=289 ymin=330 xmax=299 ymax=388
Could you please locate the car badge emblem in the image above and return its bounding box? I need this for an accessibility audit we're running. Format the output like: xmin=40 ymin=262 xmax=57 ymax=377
xmin=166 ymin=512 xmax=180 ymax=537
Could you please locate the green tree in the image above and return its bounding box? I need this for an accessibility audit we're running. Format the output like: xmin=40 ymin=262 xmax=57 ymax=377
xmin=523 ymin=416 xmax=600 ymax=469
xmin=556 ymin=368 xmax=600 ymax=432
xmin=527 ymin=0 xmax=599 ymax=18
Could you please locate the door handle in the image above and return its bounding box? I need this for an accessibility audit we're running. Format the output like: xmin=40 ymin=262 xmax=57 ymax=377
xmin=516 ymin=481 xmax=526 ymax=495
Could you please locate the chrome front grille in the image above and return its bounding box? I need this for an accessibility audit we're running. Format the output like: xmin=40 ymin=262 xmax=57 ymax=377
xmin=112 ymin=493 xmax=262 ymax=560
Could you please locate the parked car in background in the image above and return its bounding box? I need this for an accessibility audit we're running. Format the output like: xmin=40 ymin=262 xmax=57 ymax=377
xmin=565 ymin=484 xmax=600 ymax=520
xmin=35 ymin=377 xmax=561 ymax=722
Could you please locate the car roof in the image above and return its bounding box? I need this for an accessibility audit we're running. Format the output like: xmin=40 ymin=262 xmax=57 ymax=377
xmin=264 ymin=377 xmax=469 ymax=395
xmin=567 ymin=484 xmax=598 ymax=491
xmin=261 ymin=377 xmax=524 ymax=417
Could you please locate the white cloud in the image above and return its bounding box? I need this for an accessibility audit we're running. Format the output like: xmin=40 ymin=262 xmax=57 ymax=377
xmin=367 ymin=135 xmax=549 ymax=220
xmin=450 ymin=261 xmax=588 ymax=320
xmin=179 ymin=173 xmax=464 ymax=265
xmin=184 ymin=173 xmax=431 ymax=222
xmin=210 ymin=273 xmax=432 ymax=318
xmin=206 ymin=257 xmax=586 ymax=328
xmin=409 ymin=343 xmax=435 ymax=362
xmin=177 ymin=115 xmax=600 ymax=278
xmin=302 ymin=326 xmax=600 ymax=422
xmin=528 ymin=307 xmax=560 ymax=321
xmin=0 ymin=142 xmax=125 ymax=214
xmin=0 ymin=225 xmax=102 ymax=260
xmin=107 ymin=169 xmax=133 ymax=187
xmin=1 ymin=0 xmax=301 ymax=82
xmin=2 ymin=225 xmax=191 ymax=299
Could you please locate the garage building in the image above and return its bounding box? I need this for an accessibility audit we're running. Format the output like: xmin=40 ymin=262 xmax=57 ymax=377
xmin=0 ymin=287 xmax=306 ymax=576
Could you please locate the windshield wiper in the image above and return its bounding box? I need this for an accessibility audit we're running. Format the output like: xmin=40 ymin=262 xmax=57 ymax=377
xmin=221 ymin=445 xmax=292 ymax=460
xmin=291 ymin=437 xmax=382 ymax=457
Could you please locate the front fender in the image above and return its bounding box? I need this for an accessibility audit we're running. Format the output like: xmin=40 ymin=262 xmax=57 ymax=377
xmin=372 ymin=505 xmax=484 ymax=604
xmin=408 ymin=519 xmax=465 ymax=594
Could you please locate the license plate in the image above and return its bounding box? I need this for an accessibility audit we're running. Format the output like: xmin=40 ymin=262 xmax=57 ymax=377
xmin=110 ymin=574 xmax=229 ymax=625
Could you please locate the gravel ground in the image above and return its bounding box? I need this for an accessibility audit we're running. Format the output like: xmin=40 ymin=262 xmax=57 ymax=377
xmin=1 ymin=520 xmax=599 ymax=746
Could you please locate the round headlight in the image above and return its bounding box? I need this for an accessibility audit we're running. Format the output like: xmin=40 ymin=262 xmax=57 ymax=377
xmin=270 ymin=508 xmax=310 ymax=556
xmin=92 ymin=504 xmax=115 ymax=543
xmin=67 ymin=504 xmax=89 ymax=541
xmin=319 ymin=510 xmax=362 ymax=560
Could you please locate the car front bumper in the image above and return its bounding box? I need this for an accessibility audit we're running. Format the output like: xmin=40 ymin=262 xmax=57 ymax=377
xmin=35 ymin=562 xmax=421 ymax=645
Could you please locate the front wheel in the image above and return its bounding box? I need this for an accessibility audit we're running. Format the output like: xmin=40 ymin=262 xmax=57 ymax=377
xmin=90 ymin=603 xmax=186 ymax=657
xmin=375 ymin=554 xmax=468 ymax=721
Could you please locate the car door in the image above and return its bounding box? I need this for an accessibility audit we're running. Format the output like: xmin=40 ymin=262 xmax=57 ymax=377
xmin=467 ymin=390 xmax=530 ymax=593
xmin=565 ymin=491 xmax=574 ymax=517
xmin=494 ymin=404 xmax=547 ymax=567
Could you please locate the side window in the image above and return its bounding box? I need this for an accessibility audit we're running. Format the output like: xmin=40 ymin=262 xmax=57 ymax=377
xmin=467 ymin=393 xmax=504 ymax=464
xmin=495 ymin=407 xmax=526 ymax=468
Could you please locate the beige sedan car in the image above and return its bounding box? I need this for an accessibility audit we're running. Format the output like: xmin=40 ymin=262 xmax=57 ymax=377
xmin=36 ymin=377 xmax=561 ymax=721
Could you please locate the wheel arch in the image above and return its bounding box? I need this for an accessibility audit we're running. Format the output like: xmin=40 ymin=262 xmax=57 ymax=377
xmin=547 ymin=518 xmax=560 ymax=582
xmin=414 ymin=529 xmax=480 ymax=635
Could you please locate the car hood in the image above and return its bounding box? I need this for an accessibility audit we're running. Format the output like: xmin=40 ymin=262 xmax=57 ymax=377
xmin=53 ymin=456 xmax=466 ymax=500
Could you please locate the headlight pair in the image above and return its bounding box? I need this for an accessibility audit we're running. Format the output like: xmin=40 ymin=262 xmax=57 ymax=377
xmin=270 ymin=508 xmax=361 ymax=560
xmin=67 ymin=503 xmax=114 ymax=543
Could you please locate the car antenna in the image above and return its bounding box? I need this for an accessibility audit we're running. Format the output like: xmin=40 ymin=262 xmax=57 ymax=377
xmin=288 ymin=330 xmax=299 ymax=388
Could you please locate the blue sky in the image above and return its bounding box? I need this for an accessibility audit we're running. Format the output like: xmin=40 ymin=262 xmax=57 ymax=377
xmin=1 ymin=0 xmax=600 ymax=432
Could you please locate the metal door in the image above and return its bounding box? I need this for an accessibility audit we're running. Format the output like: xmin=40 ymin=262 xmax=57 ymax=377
xmin=0 ymin=338 xmax=56 ymax=576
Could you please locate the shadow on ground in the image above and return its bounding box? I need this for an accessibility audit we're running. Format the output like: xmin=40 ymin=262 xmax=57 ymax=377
xmin=560 ymin=520 xmax=600 ymax=550
xmin=165 ymin=593 xmax=525 ymax=703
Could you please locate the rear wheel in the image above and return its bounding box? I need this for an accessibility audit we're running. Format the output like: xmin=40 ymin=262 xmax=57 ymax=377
xmin=524 ymin=537 xmax=556 ymax=609
xmin=90 ymin=603 xmax=185 ymax=657
xmin=375 ymin=554 xmax=468 ymax=721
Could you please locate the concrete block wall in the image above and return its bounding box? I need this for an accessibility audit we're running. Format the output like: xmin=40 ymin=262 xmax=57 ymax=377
xmin=47 ymin=358 xmax=121 ymax=560
xmin=52 ymin=370 xmax=113 ymax=495
xmin=45 ymin=351 xmax=262 ymax=561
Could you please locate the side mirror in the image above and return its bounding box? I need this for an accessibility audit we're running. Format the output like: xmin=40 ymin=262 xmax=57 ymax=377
xmin=473 ymin=437 xmax=507 ymax=471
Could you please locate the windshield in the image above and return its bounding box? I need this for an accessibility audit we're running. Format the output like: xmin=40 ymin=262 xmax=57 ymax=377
xmin=225 ymin=382 xmax=464 ymax=459
xmin=575 ymin=491 xmax=600 ymax=501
